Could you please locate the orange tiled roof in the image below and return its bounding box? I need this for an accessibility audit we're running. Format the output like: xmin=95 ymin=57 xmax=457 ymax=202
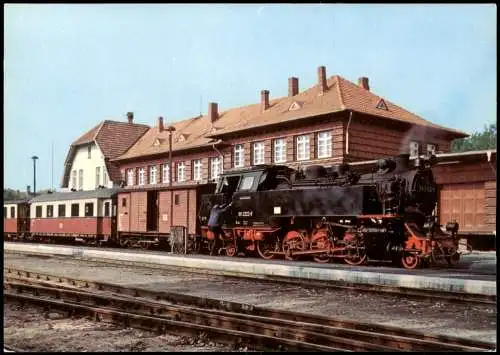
xmin=61 ymin=120 xmax=149 ymax=187
xmin=114 ymin=74 xmax=468 ymax=161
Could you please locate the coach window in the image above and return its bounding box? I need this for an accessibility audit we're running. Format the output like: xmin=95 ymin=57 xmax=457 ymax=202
xmin=46 ymin=205 xmax=54 ymax=218
xmin=36 ymin=206 xmax=42 ymax=218
xmin=4 ymin=207 xmax=7 ymax=219
xmin=71 ymin=204 xmax=79 ymax=217
xmin=122 ymin=198 xmax=127 ymax=207
xmin=10 ymin=206 xmax=15 ymax=219
xmin=104 ymin=202 xmax=110 ymax=217
xmin=174 ymin=194 xmax=180 ymax=205
xmin=58 ymin=204 xmax=66 ymax=217
xmin=85 ymin=203 xmax=94 ymax=217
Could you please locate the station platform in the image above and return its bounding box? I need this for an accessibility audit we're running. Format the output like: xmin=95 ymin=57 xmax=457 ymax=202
xmin=4 ymin=242 xmax=496 ymax=297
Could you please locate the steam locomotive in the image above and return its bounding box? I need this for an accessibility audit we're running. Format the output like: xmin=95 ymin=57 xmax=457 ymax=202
xmin=198 ymin=154 xmax=460 ymax=269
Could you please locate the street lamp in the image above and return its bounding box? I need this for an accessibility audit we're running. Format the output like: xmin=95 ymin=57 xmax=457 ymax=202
xmin=165 ymin=125 xmax=176 ymax=187
xmin=31 ymin=156 xmax=39 ymax=196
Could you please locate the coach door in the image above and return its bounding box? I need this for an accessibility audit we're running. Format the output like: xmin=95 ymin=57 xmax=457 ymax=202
xmin=147 ymin=190 xmax=159 ymax=232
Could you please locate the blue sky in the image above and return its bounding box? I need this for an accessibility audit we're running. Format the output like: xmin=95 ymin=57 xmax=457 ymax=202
xmin=4 ymin=4 xmax=496 ymax=191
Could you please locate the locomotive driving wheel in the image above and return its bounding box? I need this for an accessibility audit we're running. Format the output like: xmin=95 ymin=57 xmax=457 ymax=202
xmin=310 ymin=231 xmax=332 ymax=263
xmin=401 ymin=252 xmax=420 ymax=269
xmin=343 ymin=238 xmax=367 ymax=266
xmin=282 ymin=231 xmax=307 ymax=261
xmin=257 ymin=235 xmax=280 ymax=260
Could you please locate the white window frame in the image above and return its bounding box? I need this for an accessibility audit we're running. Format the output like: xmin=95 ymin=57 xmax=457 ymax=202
xmin=273 ymin=138 xmax=287 ymax=163
xmin=253 ymin=141 xmax=265 ymax=165
xmin=138 ymin=167 xmax=145 ymax=186
xmin=177 ymin=162 xmax=185 ymax=182
xmin=427 ymin=144 xmax=436 ymax=156
xmin=127 ymin=168 xmax=134 ymax=186
xmin=71 ymin=170 xmax=77 ymax=190
xmin=317 ymin=131 xmax=332 ymax=159
xmin=193 ymin=159 xmax=202 ymax=181
xmin=211 ymin=157 xmax=222 ymax=180
xmin=78 ymin=169 xmax=84 ymax=190
xmin=103 ymin=167 xmax=108 ymax=186
xmin=95 ymin=167 xmax=101 ymax=188
xmin=162 ymin=163 xmax=170 ymax=183
xmin=296 ymin=135 xmax=310 ymax=161
xmin=410 ymin=141 xmax=420 ymax=158
xmin=149 ymin=166 xmax=157 ymax=185
xmin=234 ymin=144 xmax=244 ymax=168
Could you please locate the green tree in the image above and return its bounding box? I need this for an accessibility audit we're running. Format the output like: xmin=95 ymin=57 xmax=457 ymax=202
xmin=451 ymin=123 xmax=497 ymax=153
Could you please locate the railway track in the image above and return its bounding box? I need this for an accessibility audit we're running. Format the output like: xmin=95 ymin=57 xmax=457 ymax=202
xmin=5 ymin=249 xmax=496 ymax=305
xmin=3 ymin=268 xmax=496 ymax=352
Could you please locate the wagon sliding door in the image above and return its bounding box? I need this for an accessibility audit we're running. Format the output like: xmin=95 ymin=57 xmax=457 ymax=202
xmin=147 ymin=190 xmax=159 ymax=232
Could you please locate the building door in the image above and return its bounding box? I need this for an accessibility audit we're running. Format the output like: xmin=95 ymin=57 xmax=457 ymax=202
xmin=439 ymin=183 xmax=485 ymax=233
xmin=147 ymin=191 xmax=159 ymax=232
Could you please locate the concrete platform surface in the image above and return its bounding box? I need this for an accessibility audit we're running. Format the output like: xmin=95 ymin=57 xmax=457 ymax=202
xmin=4 ymin=242 xmax=496 ymax=296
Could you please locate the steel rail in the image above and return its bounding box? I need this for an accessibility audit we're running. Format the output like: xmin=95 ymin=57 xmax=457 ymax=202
xmin=4 ymin=251 xmax=496 ymax=305
xmin=4 ymin=268 xmax=496 ymax=352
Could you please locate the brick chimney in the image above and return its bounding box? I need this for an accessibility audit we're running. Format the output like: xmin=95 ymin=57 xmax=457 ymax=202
xmin=358 ymin=77 xmax=370 ymax=91
xmin=157 ymin=116 xmax=164 ymax=133
xmin=288 ymin=77 xmax=299 ymax=97
xmin=261 ymin=90 xmax=270 ymax=111
xmin=208 ymin=102 xmax=218 ymax=123
xmin=127 ymin=112 xmax=134 ymax=124
xmin=317 ymin=66 xmax=327 ymax=93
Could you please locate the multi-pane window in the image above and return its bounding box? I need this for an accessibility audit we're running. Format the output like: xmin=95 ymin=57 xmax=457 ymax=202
xmin=296 ymin=135 xmax=310 ymax=161
xmin=71 ymin=170 xmax=77 ymax=189
xmin=253 ymin=142 xmax=265 ymax=165
xmin=317 ymin=131 xmax=332 ymax=158
xmin=71 ymin=204 xmax=79 ymax=217
xmin=193 ymin=159 xmax=202 ymax=181
xmin=138 ymin=168 xmax=145 ymax=186
xmin=36 ymin=206 xmax=42 ymax=218
xmin=234 ymin=144 xmax=244 ymax=168
xmin=46 ymin=205 xmax=54 ymax=218
xmin=95 ymin=167 xmax=101 ymax=188
xmin=177 ymin=162 xmax=185 ymax=182
xmin=149 ymin=166 xmax=157 ymax=185
xmin=410 ymin=141 xmax=420 ymax=158
xmin=273 ymin=138 xmax=286 ymax=163
xmin=162 ymin=164 xmax=170 ymax=183
xmin=58 ymin=204 xmax=66 ymax=217
xmin=103 ymin=167 xmax=108 ymax=186
xmin=127 ymin=169 xmax=134 ymax=186
xmin=427 ymin=144 xmax=436 ymax=156
xmin=211 ymin=157 xmax=222 ymax=180
xmin=78 ymin=169 xmax=84 ymax=190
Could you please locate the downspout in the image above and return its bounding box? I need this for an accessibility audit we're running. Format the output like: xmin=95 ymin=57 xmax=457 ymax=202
xmin=486 ymin=150 xmax=496 ymax=177
xmin=345 ymin=111 xmax=353 ymax=157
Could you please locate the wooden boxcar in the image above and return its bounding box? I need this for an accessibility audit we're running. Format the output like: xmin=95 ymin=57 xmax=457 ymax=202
xmin=3 ymin=200 xmax=31 ymax=240
xmin=29 ymin=188 xmax=119 ymax=243
xmin=116 ymin=183 xmax=215 ymax=247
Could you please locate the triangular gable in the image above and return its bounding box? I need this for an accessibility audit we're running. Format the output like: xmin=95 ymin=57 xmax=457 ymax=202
xmin=289 ymin=101 xmax=302 ymax=111
xmin=376 ymin=98 xmax=389 ymax=111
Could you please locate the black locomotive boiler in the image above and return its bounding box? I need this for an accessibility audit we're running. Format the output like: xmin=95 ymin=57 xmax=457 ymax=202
xmin=198 ymin=153 xmax=460 ymax=269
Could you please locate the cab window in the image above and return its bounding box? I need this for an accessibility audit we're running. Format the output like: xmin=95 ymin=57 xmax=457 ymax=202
xmin=239 ymin=176 xmax=255 ymax=191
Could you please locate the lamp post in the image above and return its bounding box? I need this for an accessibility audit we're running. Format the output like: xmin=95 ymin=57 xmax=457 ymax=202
xmin=31 ymin=156 xmax=39 ymax=196
xmin=165 ymin=125 xmax=176 ymax=187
